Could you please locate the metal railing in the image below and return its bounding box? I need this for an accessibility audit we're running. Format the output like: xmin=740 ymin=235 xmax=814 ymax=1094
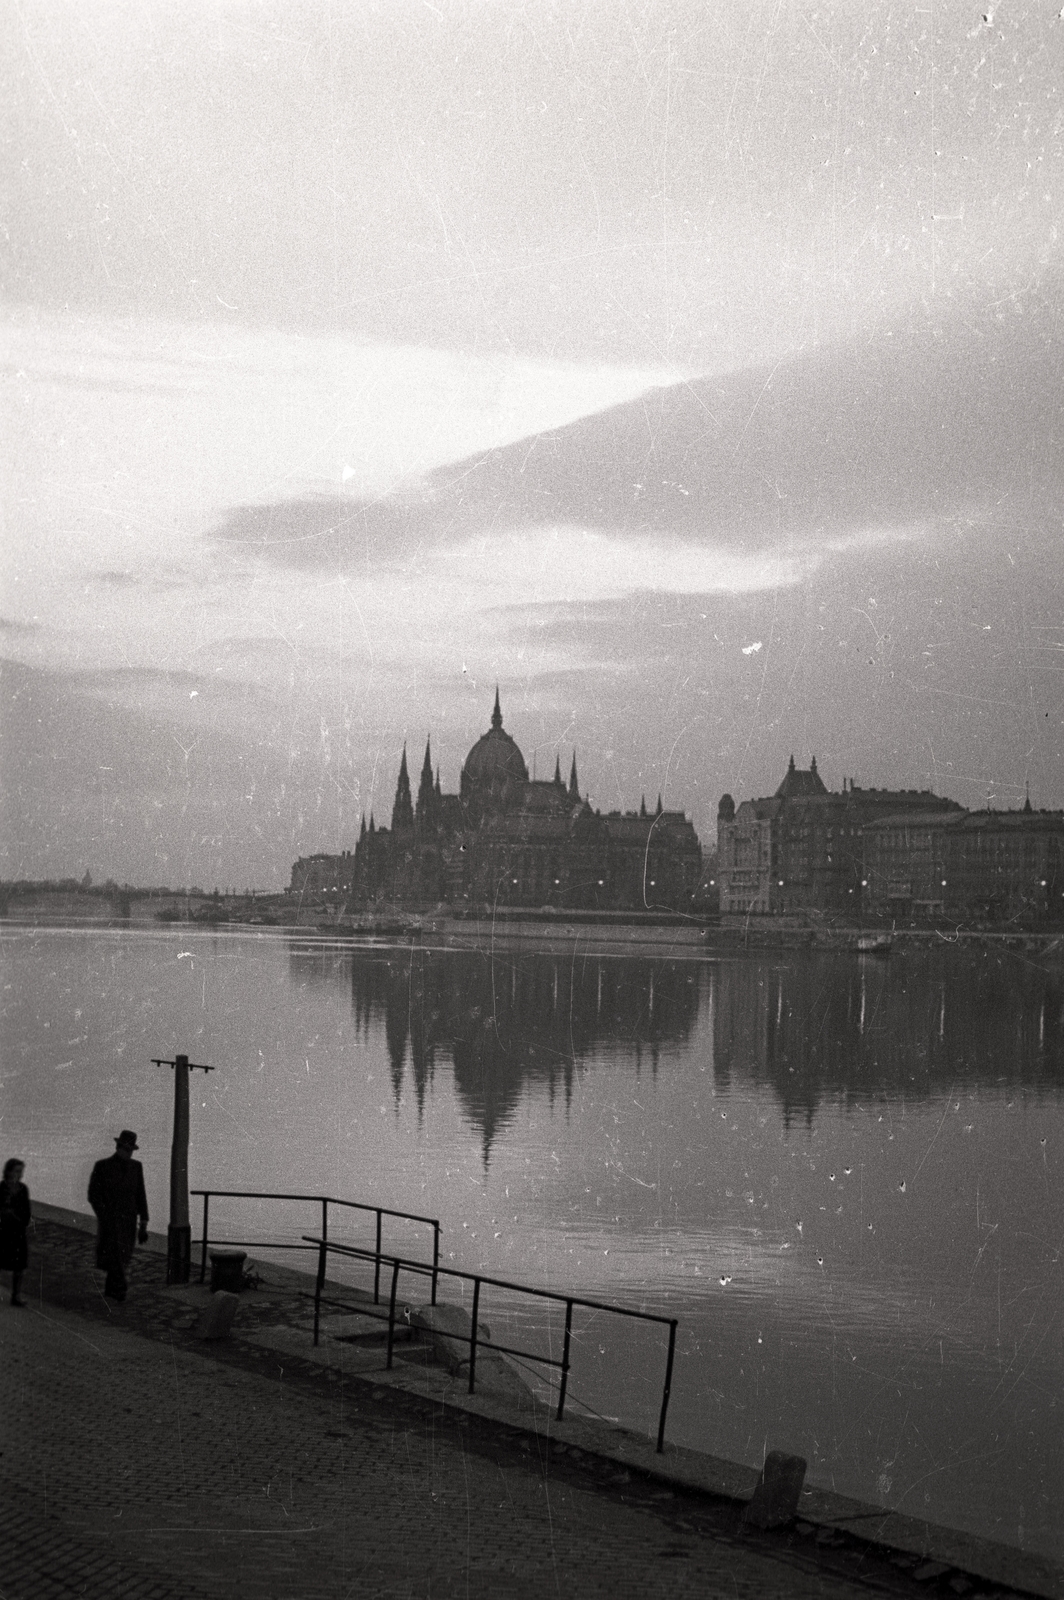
xmin=304 ymin=1235 xmax=679 ymax=1453
xmin=191 ymin=1189 xmax=441 ymax=1303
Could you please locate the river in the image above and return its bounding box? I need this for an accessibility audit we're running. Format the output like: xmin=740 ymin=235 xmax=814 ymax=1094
xmin=2 ymin=923 xmax=1061 ymax=1560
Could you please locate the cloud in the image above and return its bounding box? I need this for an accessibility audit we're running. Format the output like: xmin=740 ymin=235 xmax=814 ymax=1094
xmin=73 ymin=665 xmax=270 ymax=720
xmin=90 ymin=572 xmax=142 ymax=590
xmin=197 ymin=635 xmax=303 ymax=665
xmin=84 ymin=571 xmax=204 ymax=594
xmin=210 ymin=286 xmax=1064 ymax=598
xmin=2 ymin=364 xmax=198 ymax=401
xmin=7 ymin=2 xmax=1059 ymax=363
xmin=422 ymin=523 xmax=922 ymax=608
xmin=0 ymin=658 xmax=367 ymax=886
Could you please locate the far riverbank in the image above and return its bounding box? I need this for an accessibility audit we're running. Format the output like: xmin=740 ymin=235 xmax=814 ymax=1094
xmin=3 ymin=888 xmax=1063 ymax=963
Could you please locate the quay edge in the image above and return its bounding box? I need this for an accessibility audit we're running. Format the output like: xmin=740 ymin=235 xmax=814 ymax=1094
xmin=28 ymin=1202 xmax=1064 ymax=1600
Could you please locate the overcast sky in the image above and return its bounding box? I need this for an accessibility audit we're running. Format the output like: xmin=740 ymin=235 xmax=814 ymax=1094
xmin=3 ymin=0 xmax=1062 ymax=889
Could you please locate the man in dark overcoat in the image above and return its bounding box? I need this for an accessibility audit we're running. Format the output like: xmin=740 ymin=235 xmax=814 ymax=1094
xmin=88 ymin=1130 xmax=149 ymax=1301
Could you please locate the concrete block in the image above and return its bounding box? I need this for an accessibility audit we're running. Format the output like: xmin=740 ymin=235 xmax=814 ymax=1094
xmin=742 ymin=1450 xmax=807 ymax=1530
xmin=192 ymin=1290 xmax=239 ymax=1340
xmin=914 ymin=1561 xmax=951 ymax=1582
xmin=410 ymin=1302 xmax=490 ymax=1372
xmin=461 ymin=1351 xmax=540 ymax=1412
xmin=410 ymin=1303 xmax=541 ymax=1412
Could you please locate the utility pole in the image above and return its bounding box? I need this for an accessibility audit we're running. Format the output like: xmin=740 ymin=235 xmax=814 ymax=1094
xmin=153 ymin=1052 xmax=214 ymax=1284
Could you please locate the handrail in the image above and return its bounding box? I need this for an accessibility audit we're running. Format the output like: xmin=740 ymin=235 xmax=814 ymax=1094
xmin=191 ymin=1189 xmax=440 ymax=1304
xmin=304 ymin=1234 xmax=678 ymax=1454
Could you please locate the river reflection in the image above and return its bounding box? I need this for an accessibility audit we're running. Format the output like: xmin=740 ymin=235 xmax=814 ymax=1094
xmin=713 ymin=947 xmax=1063 ymax=1116
xmin=290 ymin=943 xmax=702 ymax=1160
xmin=296 ymin=938 xmax=1063 ymax=1135
xmin=3 ymin=926 xmax=1061 ymax=1563
xmin=288 ymin=937 xmax=1063 ymax=1565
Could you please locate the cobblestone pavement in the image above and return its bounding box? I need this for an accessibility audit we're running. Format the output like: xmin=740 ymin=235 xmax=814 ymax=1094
xmin=0 ymin=1220 xmax=1034 ymax=1600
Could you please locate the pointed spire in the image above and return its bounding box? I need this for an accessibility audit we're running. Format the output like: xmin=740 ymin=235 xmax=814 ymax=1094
xmin=553 ymin=754 xmax=562 ymax=785
xmin=810 ymin=755 xmax=818 ymax=774
xmin=568 ymin=753 xmax=579 ymax=801
xmin=435 ymin=767 xmax=442 ymax=799
xmin=368 ymin=812 xmax=376 ymax=834
xmin=640 ymin=795 xmax=647 ymax=818
xmin=491 ymin=686 xmax=502 ymax=730
xmin=416 ymin=737 xmax=434 ymax=821
xmin=391 ymin=745 xmax=414 ymax=831
xmin=788 ymin=754 xmax=796 ymax=772
xmin=655 ymin=793 xmax=663 ymax=816
xmin=359 ymin=814 xmax=367 ymax=839
xmin=1024 ymin=781 xmax=1033 ymax=813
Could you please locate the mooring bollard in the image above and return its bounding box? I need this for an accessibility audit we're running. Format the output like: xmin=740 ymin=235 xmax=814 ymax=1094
xmin=742 ymin=1450 xmax=808 ymax=1529
xmin=209 ymin=1249 xmax=247 ymax=1293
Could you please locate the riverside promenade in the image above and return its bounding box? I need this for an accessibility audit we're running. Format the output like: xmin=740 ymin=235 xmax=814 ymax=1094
xmin=2 ymin=1209 xmax=1059 ymax=1600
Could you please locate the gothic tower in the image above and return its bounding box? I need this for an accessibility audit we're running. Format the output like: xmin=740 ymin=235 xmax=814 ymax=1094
xmin=416 ymin=739 xmax=435 ymax=826
xmin=391 ymin=746 xmax=414 ymax=831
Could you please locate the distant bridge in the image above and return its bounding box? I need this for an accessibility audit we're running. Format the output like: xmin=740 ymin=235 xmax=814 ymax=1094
xmin=0 ymin=886 xmax=217 ymax=921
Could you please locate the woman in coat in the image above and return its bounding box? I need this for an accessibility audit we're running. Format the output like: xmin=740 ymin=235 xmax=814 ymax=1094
xmin=0 ymin=1158 xmax=30 ymax=1306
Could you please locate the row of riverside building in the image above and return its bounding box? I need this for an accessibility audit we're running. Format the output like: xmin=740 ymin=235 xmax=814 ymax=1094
xmin=717 ymin=757 xmax=1064 ymax=927
xmin=289 ymin=695 xmax=1064 ymax=927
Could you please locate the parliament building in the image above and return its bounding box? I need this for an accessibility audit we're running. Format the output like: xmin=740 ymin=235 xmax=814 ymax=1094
xmin=290 ymin=692 xmax=704 ymax=915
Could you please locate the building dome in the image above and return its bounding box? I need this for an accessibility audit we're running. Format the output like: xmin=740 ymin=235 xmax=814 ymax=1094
xmin=461 ymin=691 xmax=529 ymax=812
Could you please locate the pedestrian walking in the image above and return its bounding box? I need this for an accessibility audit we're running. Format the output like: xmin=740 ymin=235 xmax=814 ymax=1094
xmin=0 ymin=1158 xmax=31 ymax=1306
xmin=87 ymin=1131 xmax=149 ymax=1302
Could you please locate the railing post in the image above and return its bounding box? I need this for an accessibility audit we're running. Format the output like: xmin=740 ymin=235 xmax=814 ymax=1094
xmin=198 ymin=1192 xmax=210 ymax=1283
xmin=385 ymin=1259 xmax=401 ymax=1370
xmin=313 ymin=1239 xmax=327 ymax=1347
xmin=468 ymin=1278 xmax=481 ymax=1395
xmin=557 ymin=1299 xmax=574 ymax=1421
xmin=374 ymin=1211 xmax=383 ymax=1304
xmin=431 ymin=1223 xmax=439 ymax=1306
xmin=656 ymin=1320 xmax=678 ymax=1453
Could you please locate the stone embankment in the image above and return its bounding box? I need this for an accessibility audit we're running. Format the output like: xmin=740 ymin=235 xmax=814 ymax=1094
xmin=706 ymin=917 xmax=1064 ymax=959
xmin=2 ymin=1204 xmax=1059 ymax=1600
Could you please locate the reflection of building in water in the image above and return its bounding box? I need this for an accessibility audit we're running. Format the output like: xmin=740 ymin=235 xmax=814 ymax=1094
xmin=712 ymin=953 xmax=1063 ymax=1124
xmin=291 ymin=692 xmax=703 ymax=913
xmin=288 ymin=945 xmax=705 ymax=1163
xmin=717 ymin=758 xmax=962 ymax=918
xmin=287 ymin=939 xmax=1061 ymax=1144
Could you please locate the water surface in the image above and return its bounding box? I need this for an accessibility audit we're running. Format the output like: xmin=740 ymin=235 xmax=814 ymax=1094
xmin=2 ymin=925 xmax=1060 ymax=1559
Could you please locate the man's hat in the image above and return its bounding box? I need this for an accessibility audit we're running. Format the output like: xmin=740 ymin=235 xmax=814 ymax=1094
xmin=114 ymin=1130 xmax=139 ymax=1151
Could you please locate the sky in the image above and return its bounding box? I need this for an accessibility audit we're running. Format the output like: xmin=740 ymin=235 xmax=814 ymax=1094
xmin=2 ymin=0 xmax=1063 ymax=889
